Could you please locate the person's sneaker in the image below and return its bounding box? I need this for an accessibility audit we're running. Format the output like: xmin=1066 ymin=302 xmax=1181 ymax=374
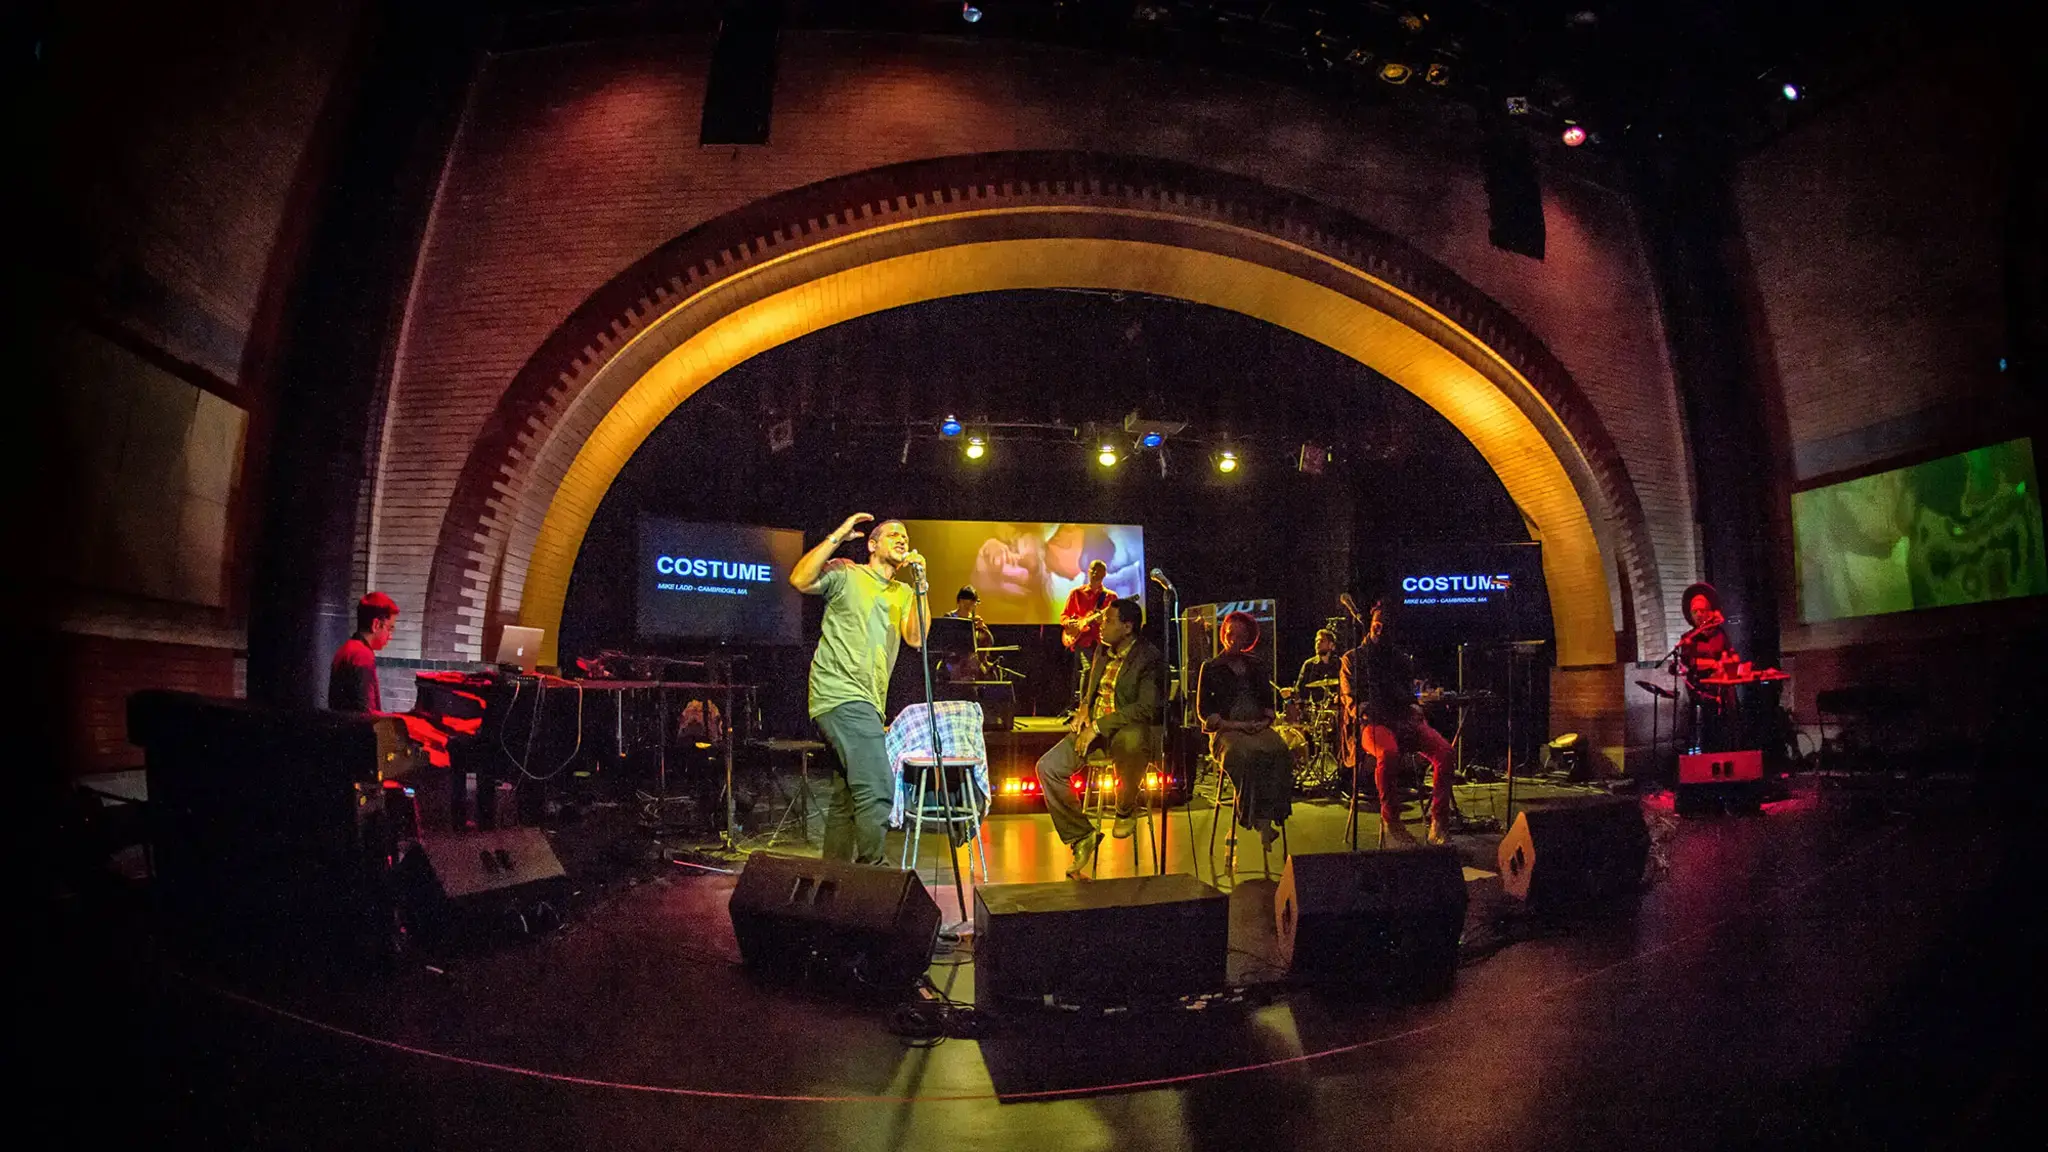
xmin=1426 ymin=816 xmax=1449 ymax=846
xmin=1112 ymin=812 xmax=1137 ymax=839
xmin=1382 ymin=818 xmax=1419 ymax=847
xmin=1066 ymin=833 xmax=1101 ymax=879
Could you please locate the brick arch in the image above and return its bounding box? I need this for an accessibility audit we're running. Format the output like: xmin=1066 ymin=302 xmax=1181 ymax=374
xmin=420 ymin=151 xmax=1663 ymax=673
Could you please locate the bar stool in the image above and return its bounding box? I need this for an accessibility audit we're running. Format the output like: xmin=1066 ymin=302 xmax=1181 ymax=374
xmin=899 ymin=754 xmax=988 ymax=924
xmin=751 ymin=737 xmax=827 ymax=847
xmin=1206 ymin=765 xmax=1289 ymax=878
xmin=1078 ymin=752 xmax=1162 ymax=874
xmin=1346 ymin=751 xmax=1434 ymax=850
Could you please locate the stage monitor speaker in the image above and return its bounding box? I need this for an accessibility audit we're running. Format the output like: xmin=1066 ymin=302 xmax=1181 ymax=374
xmin=973 ymin=874 xmax=1228 ymax=1009
xmin=408 ymin=827 xmax=567 ymax=905
xmin=698 ymin=0 xmax=783 ymax=146
xmin=1484 ymin=122 xmax=1546 ymax=260
xmin=1497 ymin=796 xmax=1648 ymax=909
xmin=1274 ymin=848 xmax=1467 ymax=997
xmin=728 ymin=852 xmax=940 ymax=998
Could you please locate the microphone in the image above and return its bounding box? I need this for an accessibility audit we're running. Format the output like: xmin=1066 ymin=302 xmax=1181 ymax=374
xmin=1339 ymin=593 xmax=1362 ymax=622
xmin=1149 ymin=568 xmax=1175 ymax=590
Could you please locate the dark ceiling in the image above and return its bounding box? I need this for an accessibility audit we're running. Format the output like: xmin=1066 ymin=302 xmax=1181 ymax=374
xmin=488 ymin=0 xmax=1989 ymax=153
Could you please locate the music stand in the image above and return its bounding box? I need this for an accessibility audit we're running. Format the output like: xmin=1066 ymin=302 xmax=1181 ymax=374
xmin=927 ymin=616 xmax=975 ymax=681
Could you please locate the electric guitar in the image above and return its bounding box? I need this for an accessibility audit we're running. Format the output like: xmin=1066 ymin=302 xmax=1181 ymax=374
xmin=1060 ymin=598 xmax=1114 ymax=651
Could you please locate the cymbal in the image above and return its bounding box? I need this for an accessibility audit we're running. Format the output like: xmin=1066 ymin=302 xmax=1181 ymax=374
xmin=1634 ymin=679 xmax=1677 ymax=699
xmin=1305 ymin=678 xmax=1340 ymax=690
xmin=975 ymin=645 xmax=1021 ymax=652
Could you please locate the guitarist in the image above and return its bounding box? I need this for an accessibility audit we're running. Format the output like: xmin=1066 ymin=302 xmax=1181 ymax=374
xmin=1058 ymin=559 xmax=1115 ymax=718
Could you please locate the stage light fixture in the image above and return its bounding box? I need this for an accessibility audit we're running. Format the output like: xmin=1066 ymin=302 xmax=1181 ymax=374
xmin=1780 ymin=82 xmax=1801 ymax=101
xmin=1378 ymin=62 xmax=1412 ymax=85
xmin=1097 ymin=442 xmax=1119 ymax=467
xmin=939 ymin=415 xmax=963 ymax=437
xmin=1123 ymin=411 xmax=1186 ymax=446
xmin=1561 ymin=122 xmax=1587 ymax=147
xmin=1504 ymin=95 xmax=1530 ymax=115
xmin=1424 ymin=62 xmax=1450 ymax=86
xmin=965 ymin=434 xmax=986 ymax=460
xmin=1215 ymin=448 xmax=1238 ymax=473
xmin=961 ymin=3 xmax=982 ymax=23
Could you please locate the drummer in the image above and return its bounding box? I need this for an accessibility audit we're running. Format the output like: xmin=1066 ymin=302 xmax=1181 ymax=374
xmin=1291 ymin=628 xmax=1343 ymax=709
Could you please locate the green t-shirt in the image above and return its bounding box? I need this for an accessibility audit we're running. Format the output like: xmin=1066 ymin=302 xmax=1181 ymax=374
xmin=807 ymin=561 xmax=917 ymax=719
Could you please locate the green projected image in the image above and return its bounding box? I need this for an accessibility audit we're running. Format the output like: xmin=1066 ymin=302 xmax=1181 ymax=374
xmin=1792 ymin=438 xmax=2048 ymax=623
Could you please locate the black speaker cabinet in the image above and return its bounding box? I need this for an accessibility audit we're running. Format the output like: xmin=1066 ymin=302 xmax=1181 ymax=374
xmin=408 ymin=827 xmax=567 ymax=905
xmin=128 ymin=691 xmax=407 ymax=962
xmin=1497 ymin=796 xmax=1649 ymax=910
xmin=1274 ymin=849 xmax=1467 ymax=997
xmin=973 ymin=874 xmax=1228 ymax=1009
xmin=728 ymin=853 xmax=940 ymax=998
xmin=975 ymin=681 xmax=1016 ymax=730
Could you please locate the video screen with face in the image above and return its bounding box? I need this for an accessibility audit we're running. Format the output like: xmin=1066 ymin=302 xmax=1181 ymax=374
xmin=897 ymin=520 xmax=1146 ymax=625
xmin=1791 ymin=437 xmax=2046 ymax=623
xmin=636 ymin=518 xmax=806 ymax=644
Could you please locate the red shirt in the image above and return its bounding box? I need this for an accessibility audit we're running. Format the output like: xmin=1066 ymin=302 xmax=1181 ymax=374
xmin=328 ymin=635 xmax=381 ymax=712
xmin=1062 ymin=585 xmax=1114 ymax=650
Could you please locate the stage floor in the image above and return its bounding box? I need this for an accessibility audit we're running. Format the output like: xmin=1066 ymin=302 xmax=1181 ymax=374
xmin=33 ymin=771 xmax=2040 ymax=1151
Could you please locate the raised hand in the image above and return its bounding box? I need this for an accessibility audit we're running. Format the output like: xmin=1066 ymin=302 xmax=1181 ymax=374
xmin=835 ymin=512 xmax=874 ymax=541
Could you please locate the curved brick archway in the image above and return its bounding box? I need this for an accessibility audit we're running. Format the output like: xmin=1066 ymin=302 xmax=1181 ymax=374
xmin=418 ymin=152 xmax=1663 ymax=682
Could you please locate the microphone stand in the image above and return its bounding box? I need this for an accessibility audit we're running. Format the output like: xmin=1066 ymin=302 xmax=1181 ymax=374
xmin=1151 ymin=576 xmax=1180 ymax=874
xmin=910 ymin=563 xmax=970 ymax=933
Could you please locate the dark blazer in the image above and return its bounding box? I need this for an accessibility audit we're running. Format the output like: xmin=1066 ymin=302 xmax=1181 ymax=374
xmin=1083 ymin=637 xmax=1165 ymax=743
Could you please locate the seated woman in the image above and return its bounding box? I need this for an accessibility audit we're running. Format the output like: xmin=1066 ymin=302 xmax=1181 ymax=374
xmin=1197 ymin=610 xmax=1293 ymax=847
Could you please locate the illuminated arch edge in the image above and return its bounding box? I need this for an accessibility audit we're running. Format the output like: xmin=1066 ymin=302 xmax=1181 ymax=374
xmin=418 ymin=153 xmax=1662 ymax=681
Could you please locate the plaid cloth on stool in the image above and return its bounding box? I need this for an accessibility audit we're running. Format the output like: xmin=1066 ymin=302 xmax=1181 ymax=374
xmin=885 ymin=700 xmax=991 ymax=828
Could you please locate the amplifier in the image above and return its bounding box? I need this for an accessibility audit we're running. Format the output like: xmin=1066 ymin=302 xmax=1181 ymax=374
xmin=1677 ymin=749 xmax=1765 ymax=814
xmin=1678 ymin=749 xmax=1762 ymax=785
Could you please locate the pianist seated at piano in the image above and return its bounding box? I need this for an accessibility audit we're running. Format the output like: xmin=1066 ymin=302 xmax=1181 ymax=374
xmin=327 ymin=591 xmax=454 ymax=768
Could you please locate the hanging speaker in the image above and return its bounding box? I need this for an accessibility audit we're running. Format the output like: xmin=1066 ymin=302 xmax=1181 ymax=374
xmin=727 ymin=852 xmax=940 ymax=999
xmin=1484 ymin=121 xmax=1546 ymax=260
xmin=699 ymin=0 xmax=784 ymax=146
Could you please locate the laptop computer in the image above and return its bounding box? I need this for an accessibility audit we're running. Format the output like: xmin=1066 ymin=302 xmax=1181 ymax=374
xmin=493 ymin=625 xmax=544 ymax=675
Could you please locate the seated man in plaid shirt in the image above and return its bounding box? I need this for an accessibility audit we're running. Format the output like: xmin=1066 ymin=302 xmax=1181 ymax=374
xmin=1033 ymin=598 xmax=1164 ymax=879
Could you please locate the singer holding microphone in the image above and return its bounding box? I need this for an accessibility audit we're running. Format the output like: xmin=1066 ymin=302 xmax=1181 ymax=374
xmin=790 ymin=514 xmax=930 ymax=864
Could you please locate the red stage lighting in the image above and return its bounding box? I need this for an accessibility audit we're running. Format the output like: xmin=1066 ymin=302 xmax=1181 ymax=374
xmin=1561 ymin=123 xmax=1588 ymax=147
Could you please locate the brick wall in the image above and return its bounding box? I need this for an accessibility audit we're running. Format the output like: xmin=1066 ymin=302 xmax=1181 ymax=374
xmin=42 ymin=0 xmax=364 ymax=775
xmin=1736 ymin=31 xmax=2023 ymax=486
xmin=372 ymin=31 xmax=1697 ymax=674
xmin=58 ymin=634 xmax=239 ymax=775
xmin=1734 ymin=28 xmax=2035 ymax=703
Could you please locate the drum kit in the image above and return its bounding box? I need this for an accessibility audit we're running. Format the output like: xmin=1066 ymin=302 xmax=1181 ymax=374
xmin=1275 ymin=678 xmax=1345 ymax=791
